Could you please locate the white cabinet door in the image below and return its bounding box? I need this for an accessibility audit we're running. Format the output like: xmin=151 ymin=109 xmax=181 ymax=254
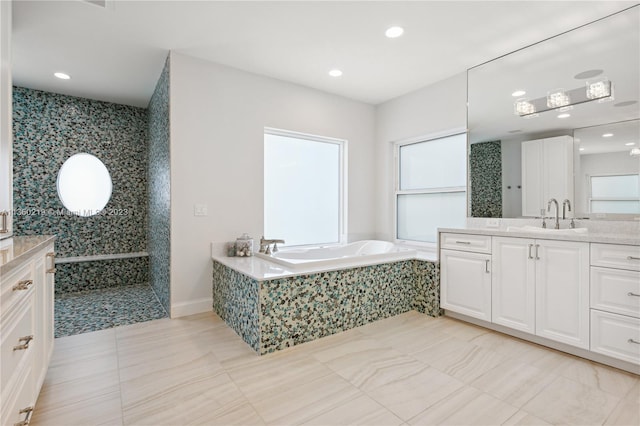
xmin=0 ymin=0 xmax=12 ymax=238
xmin=492 ymin=237 xmax=536 ymax=333
xmin=32 ymin=244 xmax=55 ymax=394
xmin=521 ymin=136 xmax=573 ymax=218
xmin=441 ymin=249 xmax=492 ymax=321
xmin=521 ymin=140 xmax=544 ymax=217
xmin=535 ymin=239 xmax=590 ymax=349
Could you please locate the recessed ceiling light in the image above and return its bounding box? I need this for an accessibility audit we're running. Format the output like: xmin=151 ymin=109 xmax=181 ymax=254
xmin=625 ymin=142 xmax=636 ymax=146
xmin=557 ymin=113 xmax=571 ymax=119
xmin=54 ymin=72 xmax=71 ymax=80
xmin=511 ymin=90 xmax=526 ymax=97
xmin=385 ymin=26 xmax=404 ymax=38
xmin=579 ymin=148 xmax=585 ymax=151
xmin=602 ymin=133 xmax=614 ymax=138
xmin=328 ymin=69 xmax=343 ymax=77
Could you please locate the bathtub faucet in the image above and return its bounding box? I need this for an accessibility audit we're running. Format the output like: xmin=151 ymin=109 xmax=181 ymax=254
xmin=259 ymin=237 xmax=285 ymax=255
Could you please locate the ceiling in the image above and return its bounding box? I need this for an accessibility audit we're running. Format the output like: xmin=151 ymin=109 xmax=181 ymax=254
xmin=11 ymin=1 xmax=639 ymax=108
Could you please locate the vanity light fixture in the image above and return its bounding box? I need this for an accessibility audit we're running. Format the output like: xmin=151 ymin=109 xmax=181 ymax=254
xmin=547 ymin=89 xmax=570 ymax=108
xmin=602 ymin=133 xmax=614 ymax=138
xmin=328 ymin=69 xmax=343 ymax=77
xmin=385 ymin=26 xmax=404 ymax=38
xmin=514 ymin=79 xmax=614 ymax=118
xmin=54 ymin=72 xmax=71 ymax=80
xmin=511 ymin=90 xmax=526 ymax=97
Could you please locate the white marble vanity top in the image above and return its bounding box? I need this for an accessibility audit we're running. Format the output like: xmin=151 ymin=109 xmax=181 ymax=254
xmin=439 ymin=226 xmax=640 ymax=246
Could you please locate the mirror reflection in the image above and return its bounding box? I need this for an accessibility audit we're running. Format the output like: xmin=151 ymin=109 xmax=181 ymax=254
xmin=468 ymin=6 xmax=640 ymax=219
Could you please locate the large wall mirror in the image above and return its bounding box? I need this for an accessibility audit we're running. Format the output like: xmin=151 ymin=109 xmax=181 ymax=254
xmin=467 ymin=6 xmax=639 ymax=220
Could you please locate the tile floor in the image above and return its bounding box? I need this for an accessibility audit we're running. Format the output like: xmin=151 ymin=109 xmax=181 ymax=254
xmin=54 ymin=284 xmax=168 ymax=337
xmin=32 ymin=311 xmax=639 ymax=426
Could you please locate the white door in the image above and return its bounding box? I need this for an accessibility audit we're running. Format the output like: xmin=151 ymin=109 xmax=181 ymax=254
xmin=521 ymin=139 xmax=544 ymax=217
xmin=535 ymin=239 xmax=590 ymax=349
xmin=441 ymin=249 xmax=492 ymax=321
xmin=544 ymin=136 xmax=574 ymax=212
xmin=492 ymin=237 xmax=535 ymax=333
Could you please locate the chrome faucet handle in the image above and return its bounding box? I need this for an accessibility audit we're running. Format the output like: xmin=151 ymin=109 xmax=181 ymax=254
xmin=265 ymin=244 xmax=272 ymax=255
xmin=273 ymin=243 xmax=279 ymax=253
xmin=570 ymin=218 xmax=576 ymax=229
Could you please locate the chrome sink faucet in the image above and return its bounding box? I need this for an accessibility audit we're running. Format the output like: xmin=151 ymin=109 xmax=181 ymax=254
xmin=547 ymin=198 xmax=560 ymax=229
xmin=259 ymin=236 xmax=285 ymax=255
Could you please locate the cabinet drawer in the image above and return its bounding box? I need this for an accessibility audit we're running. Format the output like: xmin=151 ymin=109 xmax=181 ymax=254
xmin=0 ymin=358 xmax=34 ymax=426
xmin=590 ymin=310 xmax=640 ymax=365
xmin=1 ymin=296 xmax=35 ymax=390
xmin=441 ymin=233 xmax=491 ymax=254
xmin=591 ymin=244 xmax=640 ymax=271
xmin=591 ymin=267 xmax=640 ymax=318
xmin=0 ymin=261 xmax=35 ymax=318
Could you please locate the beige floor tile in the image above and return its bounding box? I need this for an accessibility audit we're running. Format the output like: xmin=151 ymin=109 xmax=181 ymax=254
xmin=45 ymin=345 xmax=119 ymax=386
xmin=604 ymin=399 xmax=640 ymax=426
xmin=358 ymin=311 xmax=435 ymax=339
xmin=430 ymin=317 xmax=491 ymax=341
xmin=249 ymin=373 xmax=361 ymax=424
xmin=522 ymin=376 xmax=621 ymax=425
xmin=408 ymin=385 xmax=518 ymax=425
xmin=469 ymin=331 xmax=534 ymax=359
xmin=502 ymin=410 xmax=552 ymax=425
xmin=31 ymin=370 xmax=122 ymax=426
xmin=384 ymin=325 xmax=452 ymax=355
xmin=624 ymin=380 xmax=640 ymax=404
xmin=303 ymin=394 xmax=403 ymax=426
xmin=209 ymin=401 xmax=266 ymax=425
xmin=411 ymin=335 xmax=476 ymax=366
xmin=122 ymin=372 xmax=246 ymax=425
xmin=470 ymin=358 xmax=558 ymax=408
xmin=559 ymin=358 xmax=639 ymax=397
xmin=429 ymin=343 xmax=507 ymax=383
xmin=366 ymin=366 xmax=464 ymax=421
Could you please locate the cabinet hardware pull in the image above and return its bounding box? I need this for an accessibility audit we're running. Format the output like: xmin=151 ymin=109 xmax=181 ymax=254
xmin=535 ymin=244 xmax=540 ymax=260
xmin=46 ymin=252 xmax=56 ymax=274
xmin=12 ymin=280 xmax=33 ymax=291
xmin=455 ymin=241 xmax=471 ymax=245
xmin=0 ymin=211 xmax=8 ymax=234
xmin=628 ymin=292 xmax=640 ymax=297
xmin=14 ymin=406 xmax=34 ymax=426
xmin=628 ymin=339 xmax=640 ymax=345
xmin=485 ymin=259 xmax=490 ymax=273
xmin=627 ymin=256 xmax=640 ymax=261
xmin=528 ymin=244 xmax=534 ymax=259
xmin=13 ymin=335 xmax=34 ymax=351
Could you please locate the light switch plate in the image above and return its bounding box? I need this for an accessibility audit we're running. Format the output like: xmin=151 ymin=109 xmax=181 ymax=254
xmin=194 ymin=204 xmax=208 ymax=216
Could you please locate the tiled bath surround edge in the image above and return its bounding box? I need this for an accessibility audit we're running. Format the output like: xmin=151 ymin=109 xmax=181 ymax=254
xmin=212 ymin=258 xmax=440 ymax=354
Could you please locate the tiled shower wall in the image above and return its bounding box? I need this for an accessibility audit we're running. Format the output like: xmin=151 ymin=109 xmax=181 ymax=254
xmin=13 ymin=87 xmax=149 ymax=292
xmin=469 ymin=140 xmax=502 ymax=218
xmin=148 ymin=57 xmax=171 ymax=313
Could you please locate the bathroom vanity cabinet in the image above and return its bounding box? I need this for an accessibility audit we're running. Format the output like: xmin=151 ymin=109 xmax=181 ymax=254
xmin=440 ymin=229 xmax=639 ymax=372
xmin=521 ymin=135 xmax=573 ymax=217
xmin=0 ymin=237 xmax=55 ymax=426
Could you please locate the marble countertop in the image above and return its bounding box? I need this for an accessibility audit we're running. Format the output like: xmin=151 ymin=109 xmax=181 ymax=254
xmin=438 ymin=227 xmax=640 ymax=246
xmin=0 ymin=235 xmax=56 ymax=275
xmin=211 ymin=242 xmax=437 ymax=281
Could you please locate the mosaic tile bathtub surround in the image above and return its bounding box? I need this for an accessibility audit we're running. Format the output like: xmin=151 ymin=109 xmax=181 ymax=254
xmin=470 ymin=140 xmax=502 ymax=218
xmin=148 ymin=56 xmax=171 ymax=313
xmin=212 ymin=259 xmax=440 ymax=354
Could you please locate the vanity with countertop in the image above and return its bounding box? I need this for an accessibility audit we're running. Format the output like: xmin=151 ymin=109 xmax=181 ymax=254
xmin=1 ymin=235 xmax=56 ymax=426
xmin=438 ymin=220 xmax=640 ymax=374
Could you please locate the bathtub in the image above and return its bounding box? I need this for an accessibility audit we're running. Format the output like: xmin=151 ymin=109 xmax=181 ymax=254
xmin=255 ymin=240 xmax=417 ymax=271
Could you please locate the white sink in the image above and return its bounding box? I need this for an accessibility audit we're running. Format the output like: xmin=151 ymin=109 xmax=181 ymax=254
xmin=506 ymin=225 xmax=588 ymax=235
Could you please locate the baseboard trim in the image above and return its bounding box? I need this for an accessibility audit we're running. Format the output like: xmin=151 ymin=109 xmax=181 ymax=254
xmin=170 ymin=297 xmax=213 ymax=318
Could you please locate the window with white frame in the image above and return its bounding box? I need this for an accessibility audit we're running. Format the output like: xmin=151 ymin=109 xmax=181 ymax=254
xmin=396 ymin=133 xmax=467 ymax=243
xmin=588 ymin=173 xmax=640 ymax=214
xmin=264 ymin=129 xmax=346 ymax=246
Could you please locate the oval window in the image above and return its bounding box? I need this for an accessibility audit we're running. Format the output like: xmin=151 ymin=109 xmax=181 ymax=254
xmin=57 ymin=153 xmax=113 ymax=217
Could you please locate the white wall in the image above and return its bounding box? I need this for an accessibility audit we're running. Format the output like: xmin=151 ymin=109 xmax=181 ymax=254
xmin=169 ymin=52 xmax=376 ymax=316
xmin=374 ymin=73 xmax=467 ymax=241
